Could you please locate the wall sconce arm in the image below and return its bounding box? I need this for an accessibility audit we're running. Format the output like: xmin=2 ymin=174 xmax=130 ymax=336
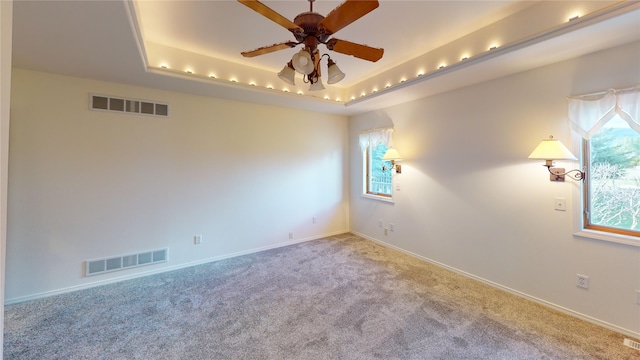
xmin=544 ymin=163 xmax=585 ymax=181
xmin=382 ymin=160 xmax=402 ymax=174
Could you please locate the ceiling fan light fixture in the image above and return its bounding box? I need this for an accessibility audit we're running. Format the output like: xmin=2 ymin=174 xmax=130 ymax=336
xmin=277 ymin=61 xmax=296 ymax=85
xmin=292 ymin=49 xmax=314 ymax=75
xmin=326 ymin=58 xmax=345 ymax=84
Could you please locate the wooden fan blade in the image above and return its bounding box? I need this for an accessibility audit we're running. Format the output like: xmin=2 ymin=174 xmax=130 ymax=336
xmin=319 ymin=0 xmax=379 ymax=34
xmin=241 ymin=41 xmax=299 ymax=57
xmin=238 ymin=0 xmax=303 ymax=33
xmin=326 ymin=38 xmax=383 ymax=62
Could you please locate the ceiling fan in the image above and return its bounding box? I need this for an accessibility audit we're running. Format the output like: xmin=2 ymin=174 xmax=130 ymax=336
xmin=238 ymin=0 xmax=384 ymax=90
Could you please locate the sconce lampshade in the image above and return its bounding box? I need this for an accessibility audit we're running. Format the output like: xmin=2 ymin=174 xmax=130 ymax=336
xmin=326 ymin=59 xmax=345 ymax=84
xmin=528 ymin=136 xmax=577 ymax=161
xmin=277 ymin=62 xmax=296 ymax=86
xmin=382 ymin=147 xmax=403 ymax=161
xmin=292 ymin=49 xmax=314 ymax=75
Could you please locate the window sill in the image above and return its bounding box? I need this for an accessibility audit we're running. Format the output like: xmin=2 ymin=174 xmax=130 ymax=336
xmin=361 ymin=193 xmax=394 ymax=203
xmin=574 ymin=229 xmax=640 ymax=248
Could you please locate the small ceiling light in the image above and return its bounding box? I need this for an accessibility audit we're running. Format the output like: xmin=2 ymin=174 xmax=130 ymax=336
xmin=297 ymin=91 xmax=303 ymax=95
xmin=438 ymin=65 xmax=446 ymax=69
xmin=489 ymin=45 xmax=498 ymax=50
xmin=417 ymin=71 xmax=424 ymax=77
xmin=528 ymin=135 xmax=585 ymax=181
xmin=336 ymin=98 xmax=341 ymax=102
xmin=249 ymin=82 xmax=256 ymax=86
xmin=267 ymin=85 xmax=273 ymax=89
xmin=209 ymin=74 xmax=216 ymax=78
xmin=283 ymin=88 xmax=289 ymax=92
xmin=351 ymin=96 xmax=355 ymax=100
xmin=382 ymin=147 xmax=403 ymax=174
xmin=324 ymin=95 xmax=330 ymax=100
xmin=185 ymin=70 xmax=193 ymax=74
xmin=277 ymin=61 xmax=296 ymax=86
xmin=385 ymin=83 xmax=391 ymax=88
xmin=160 ymin=64 xmax=168 ymax=69
xmin=461 ymin=56 xmax=469 ymax=61
xmin=361 ymin=92 xmax=366 ymax=97
xmin=230 ymin=78 xmax=238 ymax=82
xmin=400 ymin=78 xmax=407 ymax=82
xmin=569 ymin=15 xmax=580 ymax=21
xmin=326 ymin=58 xmax=345 ymax=84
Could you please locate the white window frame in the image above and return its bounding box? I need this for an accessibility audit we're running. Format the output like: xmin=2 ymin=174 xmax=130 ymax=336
xmin=361 ymin=145 xmax=395 ymax=203
xmin=568 ymin=86 xmax=640 ymax=247
xmin=571 ymin=132 xmax=640 ymax=248
xmin=360 ymin=128 xmax=396 ymax=203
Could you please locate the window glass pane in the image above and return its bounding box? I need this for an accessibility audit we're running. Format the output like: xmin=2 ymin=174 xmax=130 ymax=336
xmin=368 ymin=143 xmax=393 ymax=196
xmin=587 ymin=117 xmax=640 ymax=233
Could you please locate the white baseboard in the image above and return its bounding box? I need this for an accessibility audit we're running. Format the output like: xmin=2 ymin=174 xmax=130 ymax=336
xmin=4 ymin=230 xmax=349 ymax=305
xmin=352 ymin=230 xmax=640 ymax=340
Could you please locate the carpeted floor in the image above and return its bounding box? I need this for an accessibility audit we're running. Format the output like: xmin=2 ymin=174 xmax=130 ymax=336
xmin=4 ymin=233 xmax=639 ymax=359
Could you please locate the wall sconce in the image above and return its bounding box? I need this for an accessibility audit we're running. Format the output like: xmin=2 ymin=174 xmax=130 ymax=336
xmin=528 ymin=135 xmax=585 ymax=181
xmin=382 ymin=147 xmax=403 ymax=174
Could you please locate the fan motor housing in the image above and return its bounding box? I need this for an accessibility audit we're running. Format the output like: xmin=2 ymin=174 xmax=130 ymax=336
xmin=293 ymin=12 xmax=330 ymax=42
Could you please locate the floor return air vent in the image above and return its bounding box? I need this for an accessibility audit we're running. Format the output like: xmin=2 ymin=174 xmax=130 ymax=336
xmin=624 ymin=338 xmax=640 ymax=351
xmin=85 ymin=248 xmax=168 ymax=277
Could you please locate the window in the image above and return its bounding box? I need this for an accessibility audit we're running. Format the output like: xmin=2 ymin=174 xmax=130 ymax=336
xmin=583 ymin=119 xmax=640 ymax=236
xmin=360 ymin=128 xmax=395 ymax=200
xmin=569 ymin=87 xmax=640 ymax=240
xmin=366 ymin=142 xmax=393 ymax=197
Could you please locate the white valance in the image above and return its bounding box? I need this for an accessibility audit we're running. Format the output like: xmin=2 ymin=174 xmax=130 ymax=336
xmin=359 ymin=128 xmax=394 ymax=152
xmin=568 ymin=86 xmax=640 ymax=139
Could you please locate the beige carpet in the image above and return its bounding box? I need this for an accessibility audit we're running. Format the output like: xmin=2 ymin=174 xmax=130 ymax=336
xmin=4 ymin=233 xmax=639 ymax=359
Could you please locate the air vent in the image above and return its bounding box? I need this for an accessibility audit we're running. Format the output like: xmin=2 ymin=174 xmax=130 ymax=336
xmin=85 ymin=248 xmax=168 ymax=277
xmin=90 ymin=94 xmax=169 ymax=117
xmin=624 ymin=338 xmax=640 ymax=351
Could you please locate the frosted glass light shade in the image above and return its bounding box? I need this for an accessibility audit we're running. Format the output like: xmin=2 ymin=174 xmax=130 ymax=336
xmin=277 ymin=62 xmax=295 ymax=85
xmin=308 ymin=78 xmax=325 ymax=91
xmin=326 ymin=59 xmax=345 ymax=84
xmin=292 ymin=49 xmax=314 ymax=75
xmin=528 ymin=137 xmax=577 ymax=160
xmin=382 ymin=148 xmax=403 ymax=161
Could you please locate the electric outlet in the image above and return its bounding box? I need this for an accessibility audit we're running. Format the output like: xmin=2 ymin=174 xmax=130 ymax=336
xmin=577 ymin=274 xmax=589 ymax=289
xmin=378 ymin=219 xmax=383 ymax=228
xmin=636 ymin=290 xmax=640 ymax=305
xmin=288 ymin=232 xmax=293 ymax=239
xmin=389 ymin=223 xmax=395 ymax=232
xmin=194 ymin=235 xmax=202 ymax=245
xmin=384 ymin=228 xmax=388 ymax=236
xmin=555 ymin=198 xmax=566 ymax=211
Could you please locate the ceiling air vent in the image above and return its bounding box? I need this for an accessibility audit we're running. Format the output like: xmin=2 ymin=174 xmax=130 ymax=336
xmin=90 ymin=94 xmax=169 ymax=117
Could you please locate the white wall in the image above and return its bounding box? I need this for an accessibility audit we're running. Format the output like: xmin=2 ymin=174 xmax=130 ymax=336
xmin=6 ymin=69 xmax=349 ymax=302
xmin=349 ymin=41 xmax=640 ymax=337
xmin=1 ymin=1 xmax=14 ymax=357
